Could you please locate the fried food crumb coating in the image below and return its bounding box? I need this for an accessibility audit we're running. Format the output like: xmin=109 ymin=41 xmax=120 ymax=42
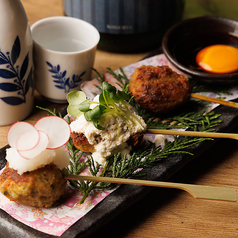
xmin=72 ymin=131 xmax=95 ymax=152
xmin=0 ymin=163 xmax=66 ymax=207
xmin=129 ymin=65 xmax=192 ymax=114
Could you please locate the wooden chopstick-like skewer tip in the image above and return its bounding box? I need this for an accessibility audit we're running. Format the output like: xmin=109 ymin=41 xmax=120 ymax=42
xmin=64 ymin=175 xmax=237 ymax=202
xmin=191 ymin=93 xmax=238 ymax=109
xmin=146 ymin=129 xmax=238 ymax=141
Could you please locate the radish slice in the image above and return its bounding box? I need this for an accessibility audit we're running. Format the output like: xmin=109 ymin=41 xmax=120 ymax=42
xmin=16 ymin=130 xmax=39 ymax=151
xmin=34 ymin=116 xmax=71 ymax=149
xmin=18 ymin=131 xmax=49 ymax=159
xmin=7 ymin=121 xmax=40 ymax=149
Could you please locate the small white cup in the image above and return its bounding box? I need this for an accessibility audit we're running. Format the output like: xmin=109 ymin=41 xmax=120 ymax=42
xmin=31 ymin=16 xmax=100 ymax=103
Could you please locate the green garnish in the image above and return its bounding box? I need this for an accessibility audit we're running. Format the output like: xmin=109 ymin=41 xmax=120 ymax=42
xmin=66 ymin=91 xmax=87 ymax=117
xmin=67 ymin=81 xmax=145 ymax=130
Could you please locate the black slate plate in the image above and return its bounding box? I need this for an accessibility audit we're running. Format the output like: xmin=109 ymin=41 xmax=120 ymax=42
xmin=1 ymin=51 xmax=238 ymax=238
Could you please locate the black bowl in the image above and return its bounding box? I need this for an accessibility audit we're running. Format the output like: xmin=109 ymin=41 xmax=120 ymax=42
xmin=162 ymin=16 xmax=238 ymax=85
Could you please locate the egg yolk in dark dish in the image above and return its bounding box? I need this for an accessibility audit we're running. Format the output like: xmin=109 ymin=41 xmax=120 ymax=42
xmin=196 ymin=44 xmax=238 ymax=74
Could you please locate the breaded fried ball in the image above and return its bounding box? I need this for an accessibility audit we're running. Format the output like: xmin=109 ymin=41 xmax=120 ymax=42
xmin=129 ymin=65 xmax=192 ymax=114
xmin=0 ymin=163 xmax=66 ymax=207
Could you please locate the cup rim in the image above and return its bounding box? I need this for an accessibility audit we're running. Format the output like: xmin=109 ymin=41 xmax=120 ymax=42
xmin=31 ymin=16 xmax=100 ymax=54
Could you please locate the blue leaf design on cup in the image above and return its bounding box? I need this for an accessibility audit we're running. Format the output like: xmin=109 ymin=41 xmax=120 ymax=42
xmin=62 ymin=70 xmax=66 ymax=78
xmin=0 ymin=57 xmax=8 ymax=65
xmin=0 ymin=82 xmax=21 ymax=91
xmin=46 ymin=61 xmax=53 ymax=68
xmin=11 ymin=36 xmax=20 ymax=66
xmin=20 ymin=52 xmax=29 ymax=80
xmin=0 ymin=36 xmax=33 ymax=105
xmin=1 ymin=96 xmax=25 ymax=105
xmin=46 ymin=61 xmax=85 ymax=93
xmin=0 ymin=69 xmax=16 ymax=78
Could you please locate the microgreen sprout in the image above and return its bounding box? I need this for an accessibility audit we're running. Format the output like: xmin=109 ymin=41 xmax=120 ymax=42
xmin=67 ymin=81 xmax=145 ymax=130
xmin=66 ymin=90 xmax=87 ymax=118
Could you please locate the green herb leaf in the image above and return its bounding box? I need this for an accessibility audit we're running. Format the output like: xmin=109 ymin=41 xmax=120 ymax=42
xmin=67 ymin=90 xmax=87 ymax=105
xmin=67 ymin=91 xmax=87 ymax=117
xmin=78 ymin=99 xmax=90 ymax=112
xmin=67 ymin=105 xmax=84 ymax=118
xmin=102 ymin=81 xmax=116 ymax=94
xmin=93 ymin=120 xmax=105 ymax=130
xmin=117 ymin=91 xmax=130 ymax=101
xmin=85 ymin=105 xmax=102 ymax=120
xmin=99 ymin=90 xmax=110 ymax=105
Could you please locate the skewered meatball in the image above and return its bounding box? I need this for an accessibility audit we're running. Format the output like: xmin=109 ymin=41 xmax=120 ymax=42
xmin=0 ymin=163 xmax=66 ymax=207
xmin=129 ymin=65 xmax=192 ymax=114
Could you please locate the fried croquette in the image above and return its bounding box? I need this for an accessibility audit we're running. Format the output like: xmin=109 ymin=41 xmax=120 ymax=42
xmin=0 ymin=163 xmax=66 ymax=207
xmin=129 ymin=65 xmax=192 ymax=114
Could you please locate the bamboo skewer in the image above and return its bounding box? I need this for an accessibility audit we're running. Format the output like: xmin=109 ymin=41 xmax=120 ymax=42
xmin=191 ymin=93 xmax=238 ymax=109
xmin=146 ymin=129 xmax=238 ymax=140
xmin=64 ymin=174 xmax=237 ymax=202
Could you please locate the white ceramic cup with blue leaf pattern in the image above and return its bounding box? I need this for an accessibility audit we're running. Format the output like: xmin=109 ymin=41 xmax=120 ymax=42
xmin=0 ymin=0 xmax=34 ymax=126
xmin=31 ymin=16 xmax=100 ymax=103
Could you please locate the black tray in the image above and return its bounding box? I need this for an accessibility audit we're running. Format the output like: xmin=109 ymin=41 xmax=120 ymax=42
xmin=1 ymin=52 xmax=238 ymax=238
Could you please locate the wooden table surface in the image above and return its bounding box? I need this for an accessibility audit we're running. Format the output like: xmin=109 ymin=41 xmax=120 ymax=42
xmin=1 ymin=1 xmax=238 ymax=237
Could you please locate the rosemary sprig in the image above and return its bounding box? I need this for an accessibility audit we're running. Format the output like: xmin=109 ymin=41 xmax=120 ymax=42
xmin=64 ymin=140 xmax=107 ymax=202
xmin=144 ymin=110 xmax=222 ymax=131
xmin=101 ymin=135 xmax=210 ymax=184
xmin=78 ymin=158 xmax=109 ymax=203
xmin=93 ymin=67 xmax=130 ymax=95
xmin=106 ymin=67 xmax=130 ymax=93
xmin=65 ymin=139 xmax=86 ymax=175
xmin=36 ymin=105 xmax=64 ymax=118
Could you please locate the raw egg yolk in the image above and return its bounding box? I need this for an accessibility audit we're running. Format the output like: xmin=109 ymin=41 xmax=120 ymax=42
xmin=196 ymin=44 xmax=238 ymax=74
